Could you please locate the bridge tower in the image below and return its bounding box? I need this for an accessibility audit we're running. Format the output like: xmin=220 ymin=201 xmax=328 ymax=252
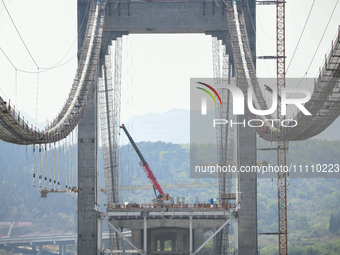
xmin=77 ymin=0 xmax=257 ymax=254
xmin=77 ymin=1 xmax=98 ymax=255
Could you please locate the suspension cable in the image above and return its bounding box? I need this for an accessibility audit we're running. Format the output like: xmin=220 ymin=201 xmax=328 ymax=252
xmin=33 ymin=145 xmax=36 ymax=187
xmin=71 ymin=130 xmax=75 ymax=190
xmin=293 ymin=0 xmax=339 ymax=90
xmin=49 ymin=143 xmax=52 ymax=189
xmin=58 ymin=142 xmax=60 ymax=190
xmin=35 ymin=69 xmax=39 ymax=126
xmin=15 ymin=69 xmax=18 ymax=106
xmin=0 ymin=46 xmax=80 ymax=74
xmin=304 ymin=0 xmax=339 ymax=76
xmin=65 ymin=140 xmax=68 ymax=189
xmin=69 ymin=135 xmax=72 ymax=193
xmin=44 ymin=144 xmax=47 ymax=189
xmin=286 ymin=0 xmax=316 ymax=74
xmin=0 ymin=47 xmax=16 ymax=69
xmin=38 ymin=144 xmax=42 ymax=189
xmin=53 ymin=143 xmax=56 ymax=190
xmin=1 ymin=0 xmax=39 ymax=69
xmin=0 ymin=0 xmax=90 ymax=74
xmin=74 ymin=130 xmax=77 ymax=189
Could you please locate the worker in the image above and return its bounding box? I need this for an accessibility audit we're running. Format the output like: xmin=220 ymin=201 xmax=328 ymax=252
xmin=262 ymin=125 xmax=268 ymax=133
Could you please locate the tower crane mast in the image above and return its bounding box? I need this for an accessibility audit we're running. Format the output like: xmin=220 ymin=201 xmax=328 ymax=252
xmin=276 ymin=0 xmax=288 ymax=254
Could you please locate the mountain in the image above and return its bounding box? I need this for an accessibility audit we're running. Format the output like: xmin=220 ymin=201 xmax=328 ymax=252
xmin=124 ymin=108 xmax=340 ymax=143
xmin=315 ymin=117 xmax=340 ymax=140
xmin=124 ymin=108 xmax=189 ymax=144
xmin=0 ymin=141 xmax=76 ymax=237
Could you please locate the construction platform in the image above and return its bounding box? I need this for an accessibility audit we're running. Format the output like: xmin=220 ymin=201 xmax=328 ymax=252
xmin=103 ymin=204 xmax=234 ymax=255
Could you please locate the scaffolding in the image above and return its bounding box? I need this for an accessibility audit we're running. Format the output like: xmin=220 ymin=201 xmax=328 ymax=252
xmin=98 ymin=37 xmax=122 ymax=252
xmin=212 ymin=36 xmax=235 ymax=255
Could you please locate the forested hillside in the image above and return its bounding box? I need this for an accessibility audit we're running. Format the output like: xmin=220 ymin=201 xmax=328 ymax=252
xmin=0 ymin=142 xmax=76 ymax=237
xmin=0 ymin=139 xmax=339 ymax=254
xmin=258 ymin=139 xmax=340 ymax=255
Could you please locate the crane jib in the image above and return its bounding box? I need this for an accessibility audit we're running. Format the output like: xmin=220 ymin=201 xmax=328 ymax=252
xmin=119 ymin=124 xmax=165 ymax=196
xmin=120 ymin=124 xmax=147 ymax=165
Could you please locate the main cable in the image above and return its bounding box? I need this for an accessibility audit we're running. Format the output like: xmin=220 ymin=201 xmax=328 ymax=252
xmin=35 ymin=69 xmax=39 ymax=126
xmin=286 ymin=0 xmax=316 ymax=75
xmin=294 ymin=0 xmax=339 ymax=89
xmin=0 ymin=46 xmax=16 ymax=69
xmin=0 ymin=0 xmax=90 ymax=74
xmin=304 ymin=0 xmax=339 ymax=76
xmin=1 ymin=0 xmax=39 ymax=69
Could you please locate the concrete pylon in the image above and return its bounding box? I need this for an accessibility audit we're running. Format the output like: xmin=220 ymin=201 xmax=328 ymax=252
xmin=77 ymin=2 xmax=98 ymax=255
xmin=37 ymin=245 xmax=42 ymax=255
xmin=59 ymin=244 xmax=65 ymax=255
xmin=77 ymin=76 xmax=98 ymax=254
xmin=237 ymin=113 xmax=258 ymax=255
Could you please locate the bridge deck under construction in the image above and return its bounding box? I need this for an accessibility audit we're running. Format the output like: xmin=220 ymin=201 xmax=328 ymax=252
xmin=105 ymin=206 xmax=232 ymax=255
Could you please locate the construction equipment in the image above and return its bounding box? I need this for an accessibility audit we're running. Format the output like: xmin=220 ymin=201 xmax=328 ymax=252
xmin=39 ymin=187 xmax=78 ymax=198
xmin=120 ymin=182 xmax=218 ymax=191
xmin=276 ymin=0 xmax=288 ymax=254
xmin=119 ymin=124 xmax=171 ymax=202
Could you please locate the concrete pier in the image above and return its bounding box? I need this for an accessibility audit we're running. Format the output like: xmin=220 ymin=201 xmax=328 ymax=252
xmin=107 ymin=207 xmax=230 ymax=254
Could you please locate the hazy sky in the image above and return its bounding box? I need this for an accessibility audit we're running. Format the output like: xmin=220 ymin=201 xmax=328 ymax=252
xmin=0 ymin=0 xmax=339 ymax=125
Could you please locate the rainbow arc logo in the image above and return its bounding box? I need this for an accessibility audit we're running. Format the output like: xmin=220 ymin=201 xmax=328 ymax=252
xmin=196 ymin=82 xmax=222 ymax=115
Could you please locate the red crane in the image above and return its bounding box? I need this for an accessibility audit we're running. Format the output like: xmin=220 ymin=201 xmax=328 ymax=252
xmin=120 ymin=124 xmax=171 ymax=202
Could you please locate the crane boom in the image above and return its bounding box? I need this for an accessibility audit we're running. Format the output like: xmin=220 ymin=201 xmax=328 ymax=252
xmin=119 ymin=124 xmax=168 ymax=200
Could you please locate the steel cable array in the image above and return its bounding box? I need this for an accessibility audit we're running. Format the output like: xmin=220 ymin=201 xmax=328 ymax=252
xmin=226 ymin=2 xmax=340 ymax=141
xmin=0 ymin=1 xmax=106 ymax=145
